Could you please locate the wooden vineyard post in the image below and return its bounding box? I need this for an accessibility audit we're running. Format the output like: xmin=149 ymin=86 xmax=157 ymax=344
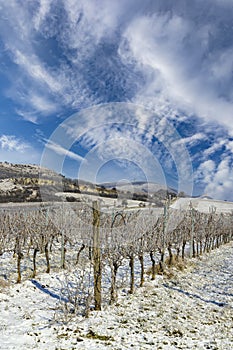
xmin=160 ymin=203 xmax=167 ymax=272
xmin=92 ymin=201 xmax=102 ymax=311
xmin=189 ymin=202 xmax=194 ymax=258
xmin=60 ymin=203 xmax=65 ymax=269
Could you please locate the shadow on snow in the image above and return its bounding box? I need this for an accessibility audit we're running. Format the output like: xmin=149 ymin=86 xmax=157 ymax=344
xmin=163 ymin=283 xmax=229 ymax=308
xmin=31 ymin=279 xmax=69 ymax=303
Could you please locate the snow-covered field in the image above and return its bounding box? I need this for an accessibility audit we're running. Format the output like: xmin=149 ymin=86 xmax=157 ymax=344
xmin=171 ymin=197 xmax=233 ymax=214
xmin=0 ymin=242 xmax=232 ymax=350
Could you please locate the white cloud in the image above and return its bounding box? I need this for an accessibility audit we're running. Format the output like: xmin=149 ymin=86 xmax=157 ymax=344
xmin=226 ymin=140 xmax=233 ymax=154
xmin=174 ymin=133 xmax=206 ymax=147
xmin=0 ymin=1 xmax=232 ymax=199
xmin=15 ymin=110 xmax=38 ymax=124
xmin=0 ymin=135 xmax=29 ymax=152
xmin=121 ymin=11 xmax=233 ymax=131
xmin=62 ymin=0 xmax=121 ymax=48
xmin=78 ymin=137 xmax=166 ymax=185
xmin=1 ymin=1 xmax=232 ymax=130
xmin=204 ymin=158 xmax=233 ymax=201
xmin=0 ymin=134 xmax=40 ymax=164
xmin=195 ymin=159 xmax=216 ymax=182
xmin=195 ymin=157 xmax=233 ymax=201
xmin=203 ymin=139 xmax=225 ymax=157
xmin=44 ymin=139 xmax=86 ymax=163
xmin=33 ymin=0 xmax=52 ymax=31
xmin=57 ymin=103 xmax=194 ymax=194
xmin=29 ymin=94 xmax=58 ymax=114
xmin=13 ymin=50 xmax=62 ymax=93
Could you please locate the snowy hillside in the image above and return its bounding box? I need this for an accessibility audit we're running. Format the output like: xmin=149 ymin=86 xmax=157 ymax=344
xmin=0 ymin=162 xmax=59 ymax=179
xmin=101 ymin=181 xmax=177 ymax=195
xmin=171 ymin=197 xmax=233 ymax=214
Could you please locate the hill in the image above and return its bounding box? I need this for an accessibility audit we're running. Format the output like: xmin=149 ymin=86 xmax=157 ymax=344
xmin=0 ymin=162 xmax=177 ymax=205
xmin=171 ymin=197 xmax=233 ymax=214
xmin=98 ymin=180 xmax=177 ymax=204
xmin=0 ymin=162 xmax=64 ymax=202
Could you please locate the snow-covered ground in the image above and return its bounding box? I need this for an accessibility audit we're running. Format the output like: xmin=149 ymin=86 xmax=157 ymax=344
xmin=0 ymin=179 xmax=17 ymax=192
xmin=171 ymin=197 xmax=233 ymax=214
xmin=0 ymin=242 xmax=232 ymax=349
xmin=55 ymin=191 xmax=145 ymax=209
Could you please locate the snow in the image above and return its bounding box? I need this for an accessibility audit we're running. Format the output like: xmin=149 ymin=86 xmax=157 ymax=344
xmin=0 ymin=179 xmax=17 ymax=192
xmin=0 ymin=242 xmax=232 ymax=349
xmin=55 ymin=192 xmax=151 ymax=210
xmin=171 ymin=197 xmax=233 ymax=213
xmin=111 ymin=182 xmax=175 ymax=194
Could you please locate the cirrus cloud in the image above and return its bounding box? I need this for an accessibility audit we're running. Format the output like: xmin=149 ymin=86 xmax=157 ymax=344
xmin=0 ymin=1 xmax=232 ymax=199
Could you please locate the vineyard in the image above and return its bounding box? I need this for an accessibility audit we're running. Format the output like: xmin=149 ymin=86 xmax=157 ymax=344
xmin=0 ymin=200 xmax=232 ymax=318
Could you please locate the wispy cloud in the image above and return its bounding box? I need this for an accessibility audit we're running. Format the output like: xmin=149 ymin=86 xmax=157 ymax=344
xmin=122 ymin=9 xmax=233 ymax=131
xmin=174 ymin=133 xmax=206 ymax=147
xmin=13 ymin=50 xmax=63 ymax=95
xmin=33 ymin=0 xmax=52 ymax=31
xmin=0 ymin=135 xmax=29 ymax=152
xmin=1 ymin=1 xmax=232 ymax=128
xmin=0 ymin=134 xmax=40 ymax=164
xmin=59 ymin=103 xmax=194 ymax=194
xmin=0 ymin=1 xmax=232 ymax=199
xmin=44 ymin=139 xmax=86 ymax=163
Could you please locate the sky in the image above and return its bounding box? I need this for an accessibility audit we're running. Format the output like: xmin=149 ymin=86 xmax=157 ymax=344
xmin=0 ymin=0 xmax=232 ymax=200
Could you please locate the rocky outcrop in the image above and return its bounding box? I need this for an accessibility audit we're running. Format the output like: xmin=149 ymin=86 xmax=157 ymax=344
xmin=0 ymin=162 xmax=65 ymax=202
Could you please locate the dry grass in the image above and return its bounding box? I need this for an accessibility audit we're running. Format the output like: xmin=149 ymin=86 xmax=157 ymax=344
xmin=146 ymin=256 xmax=195 ymax=280
xmin=0 ymin=278 xmax=10 ymax=292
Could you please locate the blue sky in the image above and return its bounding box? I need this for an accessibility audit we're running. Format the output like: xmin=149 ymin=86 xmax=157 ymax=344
xmin=0 ymin=0 xmax=233 ymax=200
